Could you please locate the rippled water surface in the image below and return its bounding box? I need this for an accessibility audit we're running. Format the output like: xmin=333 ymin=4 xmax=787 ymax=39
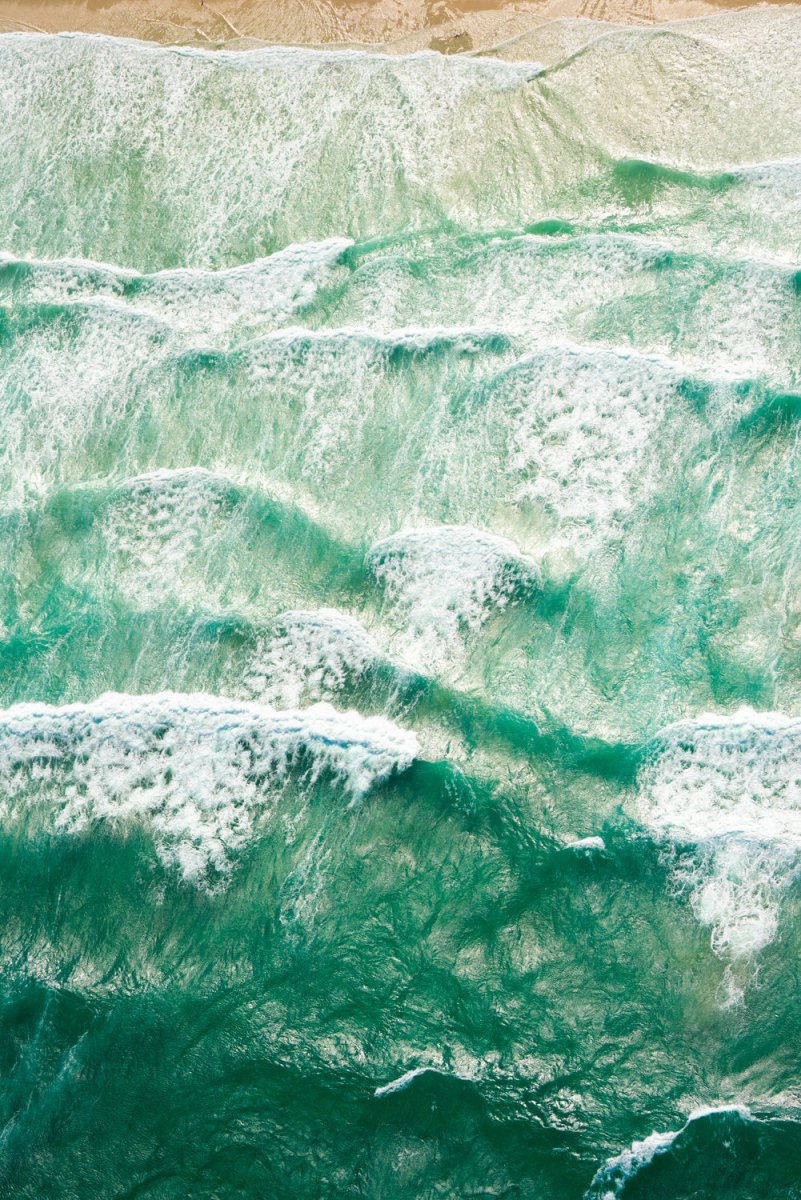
xmin=2 ymin=14 xmax=801 ymax=1197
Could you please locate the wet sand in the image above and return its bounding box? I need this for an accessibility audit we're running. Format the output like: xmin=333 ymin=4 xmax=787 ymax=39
xmin=0 ymin=0 xmax=794 ymax=50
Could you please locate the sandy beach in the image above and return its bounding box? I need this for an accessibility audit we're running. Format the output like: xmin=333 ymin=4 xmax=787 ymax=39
xmin=0 ymin=0 xmax=794 ymax=51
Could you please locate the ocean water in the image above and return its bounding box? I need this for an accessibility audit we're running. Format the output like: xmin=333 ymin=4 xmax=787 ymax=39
xmin=2 ymin=11 xmax=801 ymax=1197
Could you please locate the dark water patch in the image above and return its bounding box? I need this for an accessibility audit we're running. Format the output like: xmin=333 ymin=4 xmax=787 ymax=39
xmin=610 ymin=158 xmax=737 ymax=205
xmin=0 ymin=976 xmax=596 ymax=1200
xmin=524 ymin=217 xmax=577 ymax=236
xmin=731 ymin=387 xmax=801 ymax=439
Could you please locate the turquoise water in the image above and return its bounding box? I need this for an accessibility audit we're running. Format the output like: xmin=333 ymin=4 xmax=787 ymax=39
xmin=3 ymin=11 xmax=801 ymax=1196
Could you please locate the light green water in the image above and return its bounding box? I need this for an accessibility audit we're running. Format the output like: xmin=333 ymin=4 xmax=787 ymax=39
xmin=2 ymin=12 xmax=801 ymax=1197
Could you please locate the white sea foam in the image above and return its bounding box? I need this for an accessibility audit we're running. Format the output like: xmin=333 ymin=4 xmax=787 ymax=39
xmin=585 ymin=1105 xmax=751 ymax=1198
xmin=538 ymin=11 xmax=801 ymax=170
xmin=241 ymin=324 xmax=510 ymax=483
xmin=637 ymin=710 xmax=801 ymax=957
xmin=368 ymin=525 xmax=539 ymax=670
xmin=674 ymin=257 xmax=796 ymax=380
xmin=315 ymin=230 xmax=801 ymax=372
xmin=0 ymin=692 xmax=418 ymax=882
xmin=3 ymin=230 xmax=796 ymax=527
xmin=0 ymin=301 xmax=511 ymax=513
xmin=566 ymin=836 xmax=606 ymax=854
xmin=241 ymin=609 xmax=381 ymax=708
xmin=0 ymin=301 xmax=168 ymax=505
xmin=374 ymin=1066 xmax=472 ymax=1098
xmin=496 ymin=348 xmax=684 ymax=548
xmin=0 ymin=239 xmax=353 ymax=340
xmin=4 ymin=17 xmax=801 ymax=268
xmin=250 ymin=326 xmax=509 ymax=354
xmin=0 ymin=34 xmax=543 ymax=269
xmin=99 ymin=468 xmax=241 ymax=606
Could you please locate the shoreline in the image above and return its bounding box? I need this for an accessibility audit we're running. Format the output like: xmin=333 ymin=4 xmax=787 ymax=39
xmin=0 ymin=0 xmax=796 ymax=52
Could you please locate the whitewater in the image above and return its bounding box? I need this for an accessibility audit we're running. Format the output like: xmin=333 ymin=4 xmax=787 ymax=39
xmin=2 ymin=9 xmax=801 ymax=1198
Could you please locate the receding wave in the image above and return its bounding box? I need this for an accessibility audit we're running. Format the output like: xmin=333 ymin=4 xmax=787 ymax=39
xmin=2 ymin=17 xmax=801 ymax=267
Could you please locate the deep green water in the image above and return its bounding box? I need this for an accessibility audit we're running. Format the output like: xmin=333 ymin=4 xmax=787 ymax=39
xmin=2 ymin=11 xmax=801 ymax=1197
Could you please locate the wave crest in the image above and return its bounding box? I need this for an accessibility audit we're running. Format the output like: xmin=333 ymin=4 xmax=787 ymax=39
xmin=0 ymin=692 xmax=418 ymax=882
xmin=637 ymin=710 xmax=801 ymax=961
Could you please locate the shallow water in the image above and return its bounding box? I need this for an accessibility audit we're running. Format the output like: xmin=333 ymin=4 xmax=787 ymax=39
xmin=2 ymin=14 xmax=801 ymax=1197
